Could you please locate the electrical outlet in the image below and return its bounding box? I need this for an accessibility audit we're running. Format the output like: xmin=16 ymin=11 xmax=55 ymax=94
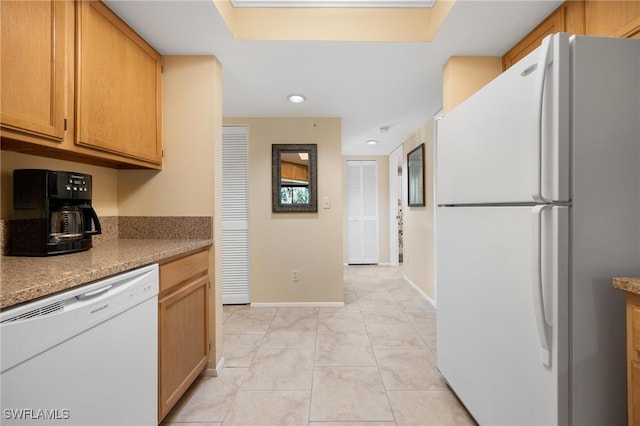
xmin=292 ymin=269 xmax=300 ymax=281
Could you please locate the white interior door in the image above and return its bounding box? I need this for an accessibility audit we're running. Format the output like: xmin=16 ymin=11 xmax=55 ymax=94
xmin=222 ymin=125 xmax=250 ymax=304
xmin=347 ymin=160 xmax=378 ymax=264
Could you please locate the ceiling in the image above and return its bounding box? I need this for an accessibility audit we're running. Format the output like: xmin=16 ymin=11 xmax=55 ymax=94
xmin=103 ymin=0 xmax=562 ymax=156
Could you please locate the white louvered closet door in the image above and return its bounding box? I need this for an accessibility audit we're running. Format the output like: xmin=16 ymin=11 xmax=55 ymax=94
xmin=347 ymin=160 xmax=379 ymax=264
xmin=222 ymin=125 xmax=250 ymax=304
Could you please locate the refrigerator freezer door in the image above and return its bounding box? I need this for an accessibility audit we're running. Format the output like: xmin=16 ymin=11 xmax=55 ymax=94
xmin=436 ymin=33 xmax=569 ymax=206
xmin=436 ymin=205 xmax=568 ymax=425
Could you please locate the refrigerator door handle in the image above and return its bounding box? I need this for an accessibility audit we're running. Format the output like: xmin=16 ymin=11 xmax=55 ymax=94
xmin=532 ymin=205 xmax=552 ymax=366
xmin=533 ymin=34 xmax=554 ymax=204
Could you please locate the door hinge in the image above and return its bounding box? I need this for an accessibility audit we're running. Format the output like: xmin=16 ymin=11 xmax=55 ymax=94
xmin=64 ymin=118 xmax=67 ymax=131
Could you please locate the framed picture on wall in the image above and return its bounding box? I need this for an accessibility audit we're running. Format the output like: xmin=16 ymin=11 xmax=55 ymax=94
xmin=407 ymin=143 xmax=425 ymax=207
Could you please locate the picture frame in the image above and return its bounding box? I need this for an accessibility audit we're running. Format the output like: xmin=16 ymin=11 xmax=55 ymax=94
xmin=407 ymin=143 xmax=425 ymax=207
xmin=272 ymin=143 xmax=318 ymax=213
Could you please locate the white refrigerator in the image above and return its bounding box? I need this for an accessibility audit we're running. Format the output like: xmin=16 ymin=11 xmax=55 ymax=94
xmin=435 ymin=33 xmax=640 ymax=425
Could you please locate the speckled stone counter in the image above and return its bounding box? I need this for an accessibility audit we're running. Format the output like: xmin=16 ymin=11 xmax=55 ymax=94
xmin=613 ymin=277 xmax=640 ymax=295
xmin=0 ymin=239 xmax=212 ymax=309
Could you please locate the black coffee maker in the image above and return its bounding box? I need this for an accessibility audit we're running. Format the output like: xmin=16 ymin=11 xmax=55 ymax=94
xmin=11 ymin=169 xmax=102 ymax=256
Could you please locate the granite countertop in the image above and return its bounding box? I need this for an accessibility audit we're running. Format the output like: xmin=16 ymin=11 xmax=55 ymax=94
xmin=613 ymin=277 xmax=640 ymax=295
xmin=0 ymin=239 xmax=212 ymax=309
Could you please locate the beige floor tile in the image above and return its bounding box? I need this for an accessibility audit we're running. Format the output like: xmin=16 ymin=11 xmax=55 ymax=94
xmin=421 ymin=333 xmax=438 ymax=358
xmin=162 ymin=423 xmax=221 ymax=426
xmin=365 ymin=322 xmax=428 ymax=350
xmin=223 ymin=334 xmax=263 ymax=367
xmin=241 ymin=348 xmax=314 ymax=390
xmin=210 ymin=266 xmax=475 ymax=425
xmin=361 ymin=307 xmax=410 ymax=324
xmin=163 ymin=368 xmax=247 ymax=423
xmin=309 ymin=423 xmax=396 ymax=426
xmin=223 ymin=308 xmax=277 ymax=334
xmin=318 ymin=314 xmax=367 ymax=334
xmin=404 ymin=311 xmax=437 ymax=335
xmin=395 ymin=297 xmax=436 ymax=313
xmin=315 ymin=331 xmax=376 ymax=367
xmin=271 ymin=307 xmax=319 ymax=325
xmin=387 ymin=390 xmax=477 ymax=426
xmin=374 ymin=348 xmax=447 ymax=391
xmin=222 ymin=390 xmax=311 ymax=425
xmin=319 ymin=308 xmax=364 ymax=323
xmin=309 ymin=366 xmax=394 ymax=422
xmin=261 ymin=321 xmax=317 ymax=349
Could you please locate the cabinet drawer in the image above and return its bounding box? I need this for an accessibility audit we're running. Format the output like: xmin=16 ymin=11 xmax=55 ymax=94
xmin=160 ymin=249 xmax=209 ymax=295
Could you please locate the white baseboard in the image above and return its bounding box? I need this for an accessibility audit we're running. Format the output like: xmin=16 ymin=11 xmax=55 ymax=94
xmin=203 ymin=357 xmax=225 ymax=377
xmin=403 ymin=275 xmax=437 ymax=309
xmin=250 ymin=302 xmax=345 ymax=308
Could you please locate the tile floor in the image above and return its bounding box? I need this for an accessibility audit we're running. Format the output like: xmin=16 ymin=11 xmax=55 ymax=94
xmin=162 ymin=264 xmax=477 ymax=426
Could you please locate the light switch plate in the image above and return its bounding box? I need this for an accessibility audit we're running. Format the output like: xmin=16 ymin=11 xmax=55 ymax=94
xmin=322 ymin=197 xmax=331 ymax=209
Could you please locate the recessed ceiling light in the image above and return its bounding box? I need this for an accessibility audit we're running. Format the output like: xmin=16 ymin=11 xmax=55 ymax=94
xmin=366 ymin=140 xmax=378 ymax=145
xmin=287 ymin=94 xmax=306 ymax=103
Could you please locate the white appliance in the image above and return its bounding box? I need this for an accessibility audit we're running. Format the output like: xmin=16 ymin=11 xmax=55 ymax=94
xmin=435 ymin=33 xmax=640 ymax=425
xmin=0 ymin=264 xmax=159 ymax=425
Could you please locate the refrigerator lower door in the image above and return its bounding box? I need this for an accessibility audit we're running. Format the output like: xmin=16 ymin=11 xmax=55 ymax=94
xmin=436 ymin=205 xmax=568 ymax=425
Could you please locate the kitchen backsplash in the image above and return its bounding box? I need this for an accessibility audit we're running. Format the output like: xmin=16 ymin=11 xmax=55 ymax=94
xmin=119 ymin=216 xmax=212 ymax=240
xmin=0 ymin=216 xmax=213 ymax=255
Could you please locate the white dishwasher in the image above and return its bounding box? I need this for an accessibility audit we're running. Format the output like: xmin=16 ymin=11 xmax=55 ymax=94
xmin=0 ymin=264 xmax=159 ymax=426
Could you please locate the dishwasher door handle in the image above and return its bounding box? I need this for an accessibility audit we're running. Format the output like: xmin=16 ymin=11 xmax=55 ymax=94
xmin=76 ymin=285 xmax=113 ymax=300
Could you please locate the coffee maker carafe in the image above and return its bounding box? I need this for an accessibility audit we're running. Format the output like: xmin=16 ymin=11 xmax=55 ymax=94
xmin=11 ymin=169 xmax=102 ymax=256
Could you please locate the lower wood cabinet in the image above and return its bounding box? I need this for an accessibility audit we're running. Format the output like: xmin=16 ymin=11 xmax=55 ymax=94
xmin=158 ymin=249 xmax=210 ymax=422
xmin=626 ymin=292 xmax=640 ymax=426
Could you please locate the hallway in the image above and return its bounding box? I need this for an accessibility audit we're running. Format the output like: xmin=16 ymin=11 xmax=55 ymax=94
xmin=162 ymin=265 xmax=476 ymax=425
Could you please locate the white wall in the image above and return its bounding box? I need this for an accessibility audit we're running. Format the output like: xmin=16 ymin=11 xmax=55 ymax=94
xmin=224 ymin=117 xmax=344 ymax=305
xmin=119 ymin=56 xmax=222 ymax=368
xmin=401 ymin=121 xmax=435 ymax=300
xmin=1 ymin=151 xmax=118 ymax=219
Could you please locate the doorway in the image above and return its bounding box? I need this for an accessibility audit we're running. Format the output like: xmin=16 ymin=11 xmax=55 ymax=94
xmin=389 ymin=146 xmax=403 ymax=265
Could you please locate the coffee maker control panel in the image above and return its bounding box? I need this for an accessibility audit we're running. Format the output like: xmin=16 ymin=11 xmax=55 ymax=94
xmin=51 ymin=172 xmax=92 ymax=200
xmin=65 ymin=176 xmax=89 ymax=193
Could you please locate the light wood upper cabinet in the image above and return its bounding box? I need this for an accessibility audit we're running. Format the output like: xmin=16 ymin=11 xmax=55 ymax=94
xmin=585 ymin=0 xmax=640 ymax=38
xmin=1 ymin=0 xmax=162 ymax=169
xmin=281 ymin=161 xmax=309 ymax=182
xmin=502 ymin=1 xmax=585 ymax=70
xmin=503 ymin=1 xmax=640 ymax=70
xmin=74 ymin=1 xmax=162 ymax=167
xmin=0 ymin=0 xmax=68 ymax=147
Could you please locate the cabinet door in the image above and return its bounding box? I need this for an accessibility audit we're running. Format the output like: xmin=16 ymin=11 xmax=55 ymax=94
xmin=1 ymin=0 xmax=67 ymax=145
xmin=502 ymin=1 xmax=585 ymax=70
xmin=628 ymin=293 xmax=640 ymax=426
xmin=158 ymin=275 xmax=209 ymax=421
xmin=586 ymin=1 xmax=640 ymax=38
xmin=75 ymin=1 xmax=162 ymax=168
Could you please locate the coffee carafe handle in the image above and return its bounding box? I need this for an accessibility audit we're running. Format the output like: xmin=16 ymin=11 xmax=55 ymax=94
xmin=82 ymin=206 xmax=102 ymax=236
